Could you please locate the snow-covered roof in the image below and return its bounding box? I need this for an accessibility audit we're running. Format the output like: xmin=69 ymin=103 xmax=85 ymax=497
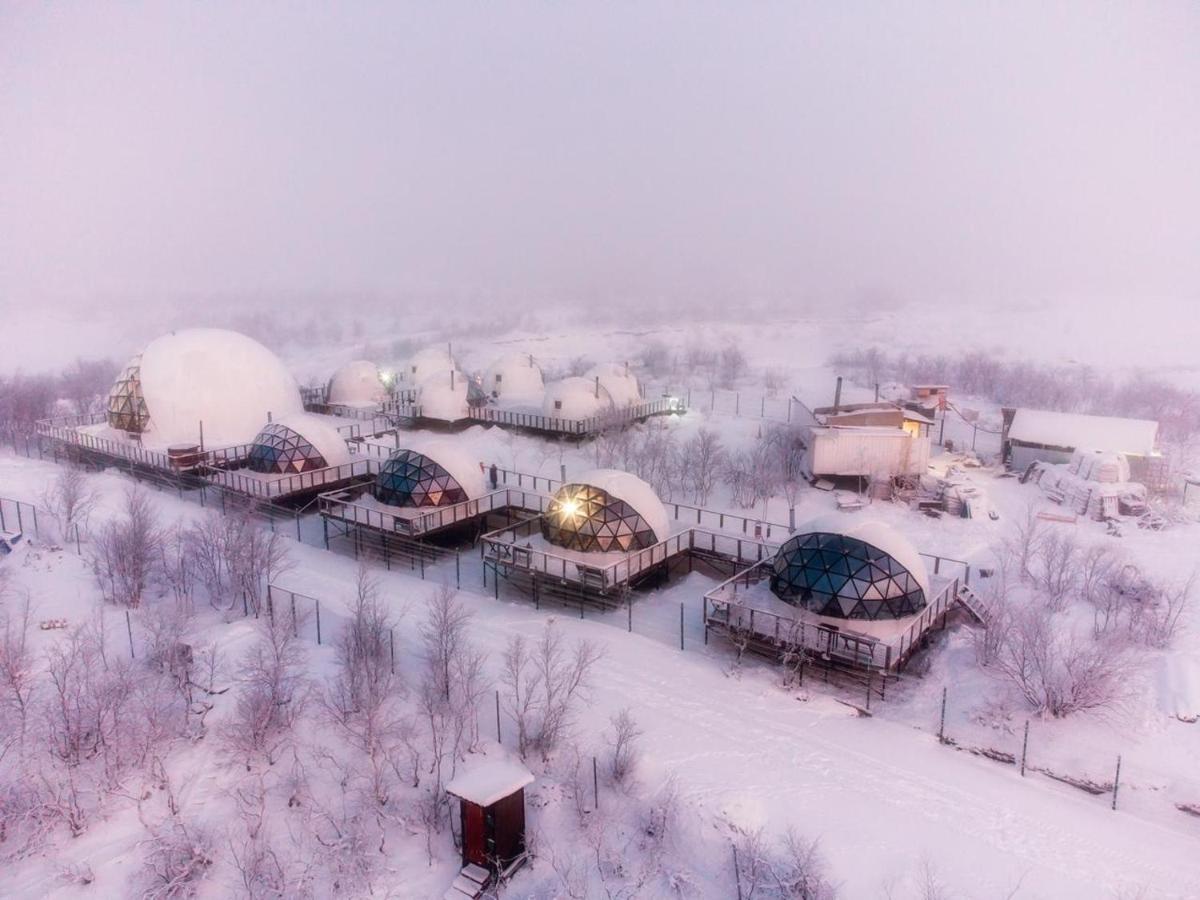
xmin=542 ymin=377 xmax=614 ymax=419
xmin=483 ymin=353 xmax=544 ymax=402
xmin=418 ymin=370 xmax=471 ymax=422
xmin=445 ymin=758 xmax=534 ymax=806
xmin=400 ymin=436 xmax=488 ymax=499
xmin=327 ymin=360 xmax=388 ymax=407
xmin=406 ymin=346 xmax=456 ymax=383
xmin=584 ymin=362 xmax=642 ymax=407
xmin=136 ymin=328 xmax=303 ymax=448
xmin=572 ymin=468 xmax=671 ymax=543
xmin=1008 ymin=409 xmax=1157 ymax=454
xmin=795 ymin=514 xmax=931 ymax=599
xmin=261 ymin=412 xmax=352 ymax=469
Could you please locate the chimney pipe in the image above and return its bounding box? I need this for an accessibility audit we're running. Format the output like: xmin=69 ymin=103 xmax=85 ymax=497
xmin=594 ymin=376 xmax=600 ymax=399
xmin=833 ymin=377 xmax=843 ymax=414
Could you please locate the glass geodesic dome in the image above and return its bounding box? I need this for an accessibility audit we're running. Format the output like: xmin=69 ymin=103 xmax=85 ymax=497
xmin=246 ymin=422 xmax=331 ymax=474
xmin=106 ymin=356 xmax=150 ymax=434
xmin=769 ymin=527 xmax=928 ymax=620
xmin=374 ymin=449 xmax=470 ymax=508
xmin=541 ymin=481 xmax=663 ymax=553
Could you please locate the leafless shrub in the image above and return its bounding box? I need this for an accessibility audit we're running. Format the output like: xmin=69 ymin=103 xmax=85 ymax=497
xmin=0 ymin=590 xmax=35 ymax=753
xmin=40 ymin=466 xmax=98 ymax=542
xmin=159 ymin=522 xmax=198 ymax=614
xmin=58 ymin=357 xmax=117 ymax=417
xmin=1128 ymin=571 xmax=1194 ymax=650
xmin=324 ymin=564 xmax=405 ymax=808
xmin=501 ymin=620 xmax=602 ymax=761
xmin=1002 ymin=504 xmax=1044 ymax=582
xmin=719 ymin=340 xmax=748 ymax=388
xmin=418 ymin=585 xmax=488 ymax=795
xmin=681 ymin=428 xmax=725 ymax=506
xmin=223 ymin=615 xmax=309 ymax=768
xmin=988 ymin=606 xmax=1135 ymax=718
xmin=92 ymin=486 xmax=162 ymax=607
xmin=139 ymin=818 xmax=213 ymax=900
xmin=734 ymin=826 xmax=837 ymax=899
xmin=605 ymin=708 xmax=642 ymax=789
xmin=1030 ymin=531 xmax=1081 ymax=611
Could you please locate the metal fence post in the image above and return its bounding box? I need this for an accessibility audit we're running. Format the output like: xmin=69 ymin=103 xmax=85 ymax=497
xmin=938 ymin=687 xmax=947 ymax=743
xmin=495 ymin=690 xmax=502 ymax=743
xmin=1112 ymin=756 xmax=1122 ymax=811
xmin=679 ymin=602 xmax=685 ymax=650
xmin=315 ymin=600 xmax=322 ymax=645
xmin=126 ymin=609 xmax=136 ymax=658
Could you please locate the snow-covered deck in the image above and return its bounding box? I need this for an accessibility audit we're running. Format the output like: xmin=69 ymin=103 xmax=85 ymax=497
xmin=703 ymin=560 xmax=962 ymax=672
xmin=483 ymin=516 xmax=776 ymax=593
xmin=319 ymin=486 xmax=551 ymax=537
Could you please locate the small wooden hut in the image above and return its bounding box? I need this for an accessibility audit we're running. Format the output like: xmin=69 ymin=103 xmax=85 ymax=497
xmin=445 ymin=759 xmax=534 ymax=895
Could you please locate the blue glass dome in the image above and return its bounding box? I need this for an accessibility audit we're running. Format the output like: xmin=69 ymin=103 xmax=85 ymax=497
xmin=769 ymin=527 xmax=928 ymax=620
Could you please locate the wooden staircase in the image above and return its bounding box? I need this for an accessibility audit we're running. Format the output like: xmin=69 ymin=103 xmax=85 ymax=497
xmin=955 ymin=583 xmax=992 ymax=627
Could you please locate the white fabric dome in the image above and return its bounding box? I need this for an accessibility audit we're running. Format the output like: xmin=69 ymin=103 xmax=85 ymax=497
xmin=407 ymin=437 xmax=488 ymax=499
xmin=584 ymin=363 xmax=642 ymax=407
xmin=797 ymin=514 xmax=931 ymax=599
xmin=327 ymin=360 xmax=388 ymax=407
xmin=135 ymin=328 xmax=302 ymax=448
xmin=483 ymin=353 xmax=544 ymax=402
xmin=573 ymin=468 xmax=671 ymax=543
xmin=542 ymin=377 xmax=614 ymax=420
xmin=418 ymin=370 xmax=471 ymax=422
xmin=406 ymin=346 xmax=456 ymax=384
xmin=263 ymin=412 xmax=352 ymax=469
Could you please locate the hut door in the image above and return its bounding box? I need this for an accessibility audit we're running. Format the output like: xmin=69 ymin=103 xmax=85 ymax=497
xmin=463 ymin=802 xmax=487 ymax=867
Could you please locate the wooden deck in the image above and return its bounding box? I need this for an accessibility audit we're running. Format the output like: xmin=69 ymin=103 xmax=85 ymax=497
xmin=702 ymin=560 xmax=965 ymax=674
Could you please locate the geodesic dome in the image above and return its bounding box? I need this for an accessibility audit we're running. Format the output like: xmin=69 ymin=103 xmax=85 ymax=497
xmin=483 ymin=353 xmax=544 ymax=402
xmin=106 ymin=355 xmax=150 ymax=433
xmin=246 ymin=413 xmax=351 ymax=475
xmin=541 ymin=469 xmax=670 ymax=553
xmin=769 ymin=518 xmax=930 ymax=621
xmin=106 ymin=328 xmax=302 ymax=447
xmin=374 ymin=440 xmax=485 ymax=508
xmin=541 ymin=377 xmax=614 ymax=420
xmin=584 ymin=362 xmax=642 ymax=407
xmin=327 ymin=360 xmax=389 ymax=407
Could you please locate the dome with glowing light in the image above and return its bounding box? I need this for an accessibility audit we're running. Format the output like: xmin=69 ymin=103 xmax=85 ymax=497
xmin=541 ymin=469 xmax=670 ymax=553
xmin=327 ymin=360 xmax=389 ymax=407
xmin=405 ymin=346 xmax=456 ymax=384
xmin=769 ymin=516 xmax=930 ymax=621
xmin=483 ymin=353 xmax=544 ymax=402
xmin=374 ymin=440 xmax=486 ymax=508
xmin=541 ymin=377 xmax=614 ymax=420
xmin=246 ymin=413 xmax=352 ymax=475
xmin=105 ymin=328 xmax=302 ymax=447
xmin=584 ymin=362 xmax=642 ymax=407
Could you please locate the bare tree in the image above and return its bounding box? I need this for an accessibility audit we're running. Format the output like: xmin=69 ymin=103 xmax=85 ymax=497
xmin=988 ymin=606 xmax=1135 ymax=717
xmin=92 ymin=486 xmax=162 ymax=607
xmin=0 ymin=590 xmax=35 ymax=754
xmin=1030 ymin=531 xmax=1081 ymax=612
xmin=681 ymin=428 xmax=725 ymax=506
xmin=41 ymin=466 xmax=98 ymax=543
xmin=1003 ymin=503 xmax=1044 ymax=582
xmin=500 ymin=620 xmax=602 ymax=761
xmin=223 ymin=614 xmax=310 ymax=768
xmin=605 ymin=708 xmax=642 ymax=789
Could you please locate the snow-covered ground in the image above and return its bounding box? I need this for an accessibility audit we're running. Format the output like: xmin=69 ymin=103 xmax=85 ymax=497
xmin=3 ymin=308 xmax=1200 ymax=898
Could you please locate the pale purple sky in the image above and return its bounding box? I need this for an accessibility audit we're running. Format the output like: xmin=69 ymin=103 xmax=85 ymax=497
xmin=2 ymin=3 xmax=1198 ymax=312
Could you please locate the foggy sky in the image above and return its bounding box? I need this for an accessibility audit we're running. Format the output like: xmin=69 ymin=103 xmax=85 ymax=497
xmin=2 ymin=3 xmax=1198 ymax=312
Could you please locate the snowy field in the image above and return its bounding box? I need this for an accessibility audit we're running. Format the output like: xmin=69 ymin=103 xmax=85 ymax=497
xmin=2 ymin=310 xmax=1200 ymax=899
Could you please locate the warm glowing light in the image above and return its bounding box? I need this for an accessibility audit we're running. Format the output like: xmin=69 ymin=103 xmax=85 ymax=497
xmin=559 ymin=498 xmax=581 ymax=517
